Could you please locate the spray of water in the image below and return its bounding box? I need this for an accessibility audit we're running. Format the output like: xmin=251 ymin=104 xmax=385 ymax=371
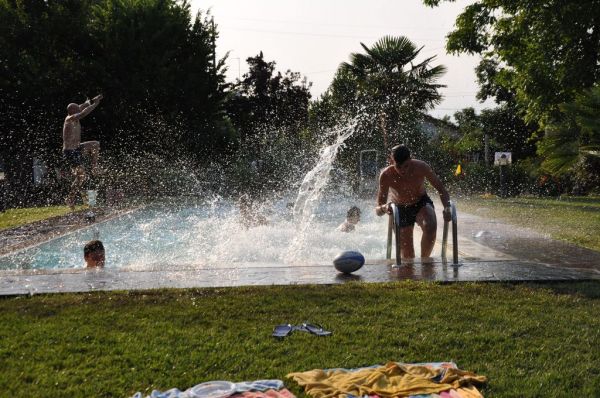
xmin=1 ymin=114 xmax=398 ymax=270
xmin=288 ymin=119 xmax=358 ymax=261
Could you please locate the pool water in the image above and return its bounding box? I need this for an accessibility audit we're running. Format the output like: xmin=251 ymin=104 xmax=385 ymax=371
xmin=0 ymin=197 xmax=430 ymax=270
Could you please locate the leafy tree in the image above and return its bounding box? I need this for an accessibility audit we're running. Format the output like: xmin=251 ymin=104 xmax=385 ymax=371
xmin=339 ymin=35 xmax=446 ymax=150
xmin=228 ymin=52 xmax=311 ymax=153
xmin=447 ymin=105 xmax=536 ymax=164
xmin=0 ymin=0 xmax=97 ymax=193
xmin=88 ymin=2 xmax=231 ymax=159
xmin=423 ymin=0 xmax=600 ymax=179
xmin=0 ymin=0 xmax=232 ymax=205
xmin=480 ymin=104 xmax=537 ymax=161
xmin=226 ymin=52 xmax=312 ymax=194
xmin=453 ymin=107 xmax=484 ymax=156
xmin=423 ymin=0 xmax=599 ymax=120
xmin=539 ymin=86 xmax=600 ymax=191
xmin=308 ymin=36 xmax=446 ymax=184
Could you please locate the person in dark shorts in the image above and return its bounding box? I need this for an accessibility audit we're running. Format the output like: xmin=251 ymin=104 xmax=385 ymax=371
xmin=63 ymin=94 xmax=103 ymax=209
xmin=64 ymin=147 xmax=84 ymax=167
xmin=375 ymin=144 xmax=451 ymax=261
xmin=396 ymin=194 xmax=434 ymax=227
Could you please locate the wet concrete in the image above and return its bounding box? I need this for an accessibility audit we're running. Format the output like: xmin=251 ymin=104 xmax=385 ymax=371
xmin=456 ymin=211 xmax=600 ymax=271
xmin=0 ymin=206 xmax=598 ymax=295
xmin=1 ymin=258 xmax=598 ymax=296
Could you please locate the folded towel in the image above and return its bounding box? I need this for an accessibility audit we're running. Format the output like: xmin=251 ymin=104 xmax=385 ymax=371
xmin=131 ymin=379 xmax=286 ymax=398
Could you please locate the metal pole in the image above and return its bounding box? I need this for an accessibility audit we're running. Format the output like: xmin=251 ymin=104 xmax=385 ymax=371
xmin=484 ymin=133 xmax=489 ymax=166
xmin=451 ymin=201 xmax=458 ymax=265
xmin=211 ymin=18 xmax=216 ymax=69
xmin=386 ymin=204 xmax=401 ymax=266
xmin=231 ymin=57 xmax=241 ymax=80
xmin=392 ymin=204 xmax=401 ymax=266
xmin=441 ymin=218 xmax=449 ymax=261
xmin=386 ymin=215 xmax=393 ymax=260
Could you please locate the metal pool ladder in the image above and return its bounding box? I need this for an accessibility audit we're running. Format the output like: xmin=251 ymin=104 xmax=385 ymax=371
xmin=441 ymin=201 xmax=459 ymax=266
xmin=386 ymin=203 xmax=402 ymax=266
xmin=386 ymin=201 xmax=459 ymax=266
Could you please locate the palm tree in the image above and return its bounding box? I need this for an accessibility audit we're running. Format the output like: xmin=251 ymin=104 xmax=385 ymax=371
xmin=540 ymin=85 xmax=600 ymax=175
xmin=339 ymin=35 xmax=446 ymax=148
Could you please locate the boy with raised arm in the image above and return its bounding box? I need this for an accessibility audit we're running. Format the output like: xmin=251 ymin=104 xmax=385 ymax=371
xmin=63 ymin=94 xmax=103 ymax=209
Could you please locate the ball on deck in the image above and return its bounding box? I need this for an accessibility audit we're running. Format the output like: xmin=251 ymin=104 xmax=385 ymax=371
xmin=333 ymin=250 xmax=365 ymax=274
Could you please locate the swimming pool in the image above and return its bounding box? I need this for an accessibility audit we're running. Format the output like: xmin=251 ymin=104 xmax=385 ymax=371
xmin=0 ymin=197 xmax=420 ymax=271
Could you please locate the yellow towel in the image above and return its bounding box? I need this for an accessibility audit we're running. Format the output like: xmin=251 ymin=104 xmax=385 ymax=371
xmin=287 ymin=362 xmax=487 ymax=398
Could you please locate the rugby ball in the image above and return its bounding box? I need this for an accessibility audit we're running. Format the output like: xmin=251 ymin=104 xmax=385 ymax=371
xmin=333 ymin=250 xmax=365 ymax=274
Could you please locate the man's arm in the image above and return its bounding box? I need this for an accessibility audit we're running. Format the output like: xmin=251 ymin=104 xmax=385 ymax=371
xmin=79 ymin=99 xmax=92 ymax=110
xmin=68 ymin=95 xmax=103 ymax=121
xmin=78 ymin=94 xmax=103 ymax=110
xmin=424 ymin=164 xmax=452 ymax=220
xmin=375 ymin=171 xmax=391 ymax=216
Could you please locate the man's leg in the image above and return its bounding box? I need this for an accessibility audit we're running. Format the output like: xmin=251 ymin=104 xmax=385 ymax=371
xmin=416 ymin=204 xmax=437 ymax=258
xmin=399 ymin=226 xmax=415 ymax=259
xmin=80 ymin=141 xmax=100 ymax=175
xmin=66 ymin=165 xmax=85 ymax=210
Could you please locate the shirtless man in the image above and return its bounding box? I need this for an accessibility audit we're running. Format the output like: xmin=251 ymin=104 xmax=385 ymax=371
xmin=375 ymin=144 xmax=451 ymax=260
xmin=63 ymin=94 xmax=103 ymax=209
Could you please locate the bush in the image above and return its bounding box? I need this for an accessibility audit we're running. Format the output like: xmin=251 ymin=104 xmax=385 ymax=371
xmin=449 ymin=162 xmax=535 ymax=197
xmin=571 ymin=156 xmax=600 ymax=195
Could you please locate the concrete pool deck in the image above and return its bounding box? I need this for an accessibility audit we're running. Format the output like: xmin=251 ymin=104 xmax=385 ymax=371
xmin=0 ymin=208 xmax=598 ymax=295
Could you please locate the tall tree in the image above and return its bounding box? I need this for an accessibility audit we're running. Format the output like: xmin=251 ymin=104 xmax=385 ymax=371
xmin=424 ymin=0 xmax=600 ymax=123
xmin=453 ymin=107 xmax=484 ymax=157
xmin=424 ymin=0 xmax=600 ymax=180
xmin=0 ymin=0 xmax=232 ymax=205
xmin=539 ymin=85 xmax=600 ymax=190
xmin=312 ymin=35 xmax=446 ymax=180
xmin=226 ymin=52 xmax=312 ymax=194
xmin=339 ymin=35 xmax=446 ymax=150
xmin=228 ymin=52 xmax=311 ymax=153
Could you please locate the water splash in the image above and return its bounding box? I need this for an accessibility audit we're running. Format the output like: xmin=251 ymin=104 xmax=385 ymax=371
xmin=288 ymin=119 xmax=358 ymax=261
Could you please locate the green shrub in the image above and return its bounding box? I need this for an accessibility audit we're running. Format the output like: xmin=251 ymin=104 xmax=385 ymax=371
xmin=449 ymin=162 xmax=535 ymax=197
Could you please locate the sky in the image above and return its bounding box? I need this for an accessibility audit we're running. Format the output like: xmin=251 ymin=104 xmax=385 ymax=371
xmin=190 ymin=0 xmax=495 ymax=119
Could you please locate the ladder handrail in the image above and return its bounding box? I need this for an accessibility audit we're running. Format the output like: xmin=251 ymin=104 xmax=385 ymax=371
xmin=441 ymin=201 xmax=459 ymax=265
xmin=386 ymin=200 xmax=459 ymax=266
xmin=385 ymin=203 xmax=402 ymax=266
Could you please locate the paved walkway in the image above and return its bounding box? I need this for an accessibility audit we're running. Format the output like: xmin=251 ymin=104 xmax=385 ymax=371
xmin=0 ymin=207 xmax=133 ymax=256
xmin=0 ymin=207 xmax=598 ymax=295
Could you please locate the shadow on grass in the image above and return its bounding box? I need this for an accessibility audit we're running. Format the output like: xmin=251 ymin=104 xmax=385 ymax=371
xmin=334 ymin=273 xmax=363 ymax=282
xmin=524 ymin=280 xmax=600 ymax=299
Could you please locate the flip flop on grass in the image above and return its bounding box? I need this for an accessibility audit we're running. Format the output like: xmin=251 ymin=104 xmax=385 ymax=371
xmin=298 ymin=323 xmax=332 ymax=336
xmin=272 ymin=324 xmax=294 ymax=338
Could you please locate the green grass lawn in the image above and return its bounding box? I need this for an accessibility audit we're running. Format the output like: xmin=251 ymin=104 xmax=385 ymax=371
xmin=458 ymin=196 xmax=600 ymax=251
xmin=1 ymin=282 xmax=599 ymax=397
xmin=0 ymin=205 xmax=86 ymax=231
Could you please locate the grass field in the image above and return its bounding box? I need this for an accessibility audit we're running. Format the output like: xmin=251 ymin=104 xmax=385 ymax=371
xmin=0 ymin=205 xmax=86 ymax=231
xmin=1 ymin=282 xmax=599 ymax=397
xmin=458 ymin=196 xmax=600 ymax=251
